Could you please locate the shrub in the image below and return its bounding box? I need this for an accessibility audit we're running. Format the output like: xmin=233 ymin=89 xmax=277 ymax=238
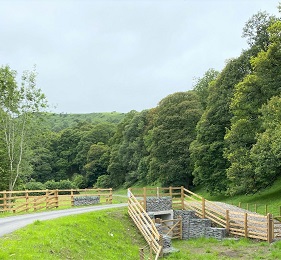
xmin=24 ymin=181 xmax=46 ymax=195
xmin=95 ymin=175 xmax=112 ymax=188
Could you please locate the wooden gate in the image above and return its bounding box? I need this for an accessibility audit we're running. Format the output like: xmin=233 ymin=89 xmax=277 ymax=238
xmin=155 ymin=217 xmax=182 ymax=239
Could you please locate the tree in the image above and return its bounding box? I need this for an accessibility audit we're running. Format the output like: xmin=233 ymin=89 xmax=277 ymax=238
xmin=190 ymin=51 xmax=252 ymax=194
xmin=242 ymin=11 xmax=278 ymax=52
xmin=193 ymin=68 xmax=219 ymax=110
xmin=75 ymin=122 xmax=116 ymax=172
xmin=107 ymin=110 xmax=139 ymax=187
xmin=250 ymin=96 xmax=281 ymax=191
xmin=0 ymin=65 xmax=47 ymax=191
xmin=84 ymin=142 xmax=110 ymax=187
xmin=148 ymin=91 xmax=202 ymax=187
xmin=225 ymin=20 xmax=281 ymax=194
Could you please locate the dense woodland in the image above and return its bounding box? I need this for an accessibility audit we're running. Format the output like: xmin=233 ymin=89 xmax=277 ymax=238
xmin=1 ymin=7 xmax=281 ymax=196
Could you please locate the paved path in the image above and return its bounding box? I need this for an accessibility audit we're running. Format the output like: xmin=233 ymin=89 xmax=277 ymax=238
xmin=0 ymin=203 xmax=127 ymax=237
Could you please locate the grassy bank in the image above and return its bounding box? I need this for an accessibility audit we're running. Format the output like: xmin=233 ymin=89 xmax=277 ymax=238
xmin=0 ymin=208 xmax=144 ymax=260
xmin=1 ymin=207 xmax=281 ymax=259
xmin=194 ymin=177 xmax=281 ymax=216
xmin=165 ymin=237 xmax=281 ymax=259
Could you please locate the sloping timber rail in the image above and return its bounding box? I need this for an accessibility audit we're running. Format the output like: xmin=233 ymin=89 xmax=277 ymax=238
xmin=0 ymin=188 xmax=112 ymax=213
xmin=129 ymin=187 xmax=276 ymax=244
xmin=128 ymin=191 xmax=163 ymax=260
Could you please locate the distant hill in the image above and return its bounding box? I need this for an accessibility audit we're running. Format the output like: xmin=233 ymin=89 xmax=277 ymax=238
xmin=38 ymin=112 xmax=126 ymax=132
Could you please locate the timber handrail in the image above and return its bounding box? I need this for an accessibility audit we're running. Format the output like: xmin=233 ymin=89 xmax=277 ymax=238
xmin=129 ymin=186 xmax=275 ymax=243
xmin=128 ymin=190 xmax=162 ymax=259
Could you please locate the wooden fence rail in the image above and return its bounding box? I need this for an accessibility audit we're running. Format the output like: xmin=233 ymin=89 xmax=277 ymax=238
xmin=129 ymin=187 xmax=276 ymax=243
xmin=0 ymin=188 xmax=112 ymax=213
xmin=128 ymin=190 xmax=162 ymax=260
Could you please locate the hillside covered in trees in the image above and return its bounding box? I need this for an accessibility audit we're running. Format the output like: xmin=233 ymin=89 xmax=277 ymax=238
xmin=1 ymin=6 xmax=281 ymax=196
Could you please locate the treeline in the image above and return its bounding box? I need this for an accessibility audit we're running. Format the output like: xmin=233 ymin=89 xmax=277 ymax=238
xmin=1 ymin=7 xmax=281 ymax=195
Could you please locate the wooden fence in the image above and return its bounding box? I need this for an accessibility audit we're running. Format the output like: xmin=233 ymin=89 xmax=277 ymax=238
xmin=129 ymin=187 xmax=276 ymax=243
xmin=234 ymin=202 xmax=281 ymax=216
xmin=0 ymin=188 xmax=112 ymax=213
xmin=128 ymin=191 xmax=163 ymax=260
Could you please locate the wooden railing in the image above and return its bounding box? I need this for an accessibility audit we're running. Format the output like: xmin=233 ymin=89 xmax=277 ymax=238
xmin=155 ymin=217 xmax=182 ymax=239
xmin=129 ymin=187 xmax=276 ymax=243
xmin=128 ymin=191 xmax=163 ymax=260
xmin=0 ymin=188 xmax=112 ymax=213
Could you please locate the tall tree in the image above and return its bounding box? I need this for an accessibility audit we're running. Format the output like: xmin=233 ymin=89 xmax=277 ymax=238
xmin=107 ymin=110 xmax=138 ymax=187
xmin=193 ymin=68 xmax=219 ymax=110
xmin=250 ymin=95 xmax=281 ymax=191
xmin=84 ymin=142 xmax=110 ymax=187
xmin=0 ymin=65 xmax=47 ymax=191
xmin=148 ymin=91 xmax=202 ymax=187
xmin=190 ymin=51 xmax=252 ymax=194
xmin=225 ymin=20 xmax=281 ymax=194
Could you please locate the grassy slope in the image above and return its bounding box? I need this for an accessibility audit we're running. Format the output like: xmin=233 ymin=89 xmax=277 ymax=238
xmin=1 ymin=207 xmax=281 ymax=260
xmin=1 ymin=181 xmax=281 ymax=260
xmin=193 ymin=177 xmax=281 ymax=216
xmin=0 ymin=208 xmax=145 ymax=260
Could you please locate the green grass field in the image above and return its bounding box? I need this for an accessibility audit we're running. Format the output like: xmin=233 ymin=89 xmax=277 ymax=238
xmin=1 ymin=207 xmax=281 ymax=259
xmin=194 ymin=177 xmax=281 ymax=216
xmin=1 ymin=179 xmax=281 ymax=259
xmin=0 ymin=208 xmax=144 ymax=260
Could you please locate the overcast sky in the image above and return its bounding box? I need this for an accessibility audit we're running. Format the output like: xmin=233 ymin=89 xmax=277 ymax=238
xmin=0 ymin=0 xmax=279 ymax=114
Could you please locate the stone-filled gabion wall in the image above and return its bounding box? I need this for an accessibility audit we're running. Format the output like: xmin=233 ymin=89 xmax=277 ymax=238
xmin=74 ymin=196 xmax=100 ymax=206
xmin=173 ymin=210 xmax=227 ymax=240
xmin=174 ymin=210 xmax=198 ymax=239
xmin=146 ymin=197 xmax=172 ymax=212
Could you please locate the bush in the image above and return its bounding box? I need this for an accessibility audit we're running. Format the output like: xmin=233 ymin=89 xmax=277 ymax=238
xmin=57 ymin=179 xmax=76 ymax=190
xmin=72 ymin=173 xmax=87 ymax=188
xmin=44 ymin=180 xmax=77 ymax=195
xmin=44 ymin=180 xmax=59 ymax=190
xmin=95 ymin=175 xmax=112 ymax=188
xmin=25 ymin=181 xmax=46 ymax=190
xmin=24 ymin=181 xmax=46 ymax=195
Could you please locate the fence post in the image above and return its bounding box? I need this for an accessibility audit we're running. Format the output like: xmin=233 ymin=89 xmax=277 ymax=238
xmin=254 ymin=204 xmax=257 ymax=213
xmin=71 ymin=189 xmax=74 ymax=207
xmin=157 ymin=187 xmax=159 ymax=198
xmin=55 ymin=189 xmax=59 ymax=208
xmin=3 ymin=191 xmax=7 ymax=212
xmin=149 ymin=240 xmax=153 ymax=259
xmin=244 ymin=213 xmax=248 ymax=238
xmin=246 ymin=203 xmax=249 ymax=211
xmin=139 ymin=247 xmax=144 ymax=260
xmin=45 ymin=189 xmax=49 ymax=210
xmin=179 ymin=216 xmax=183 ymax=239
xmin=25 ymin=190 xmax=29 ymax=212
xmin=265 ymin=204 xmax=268 ymax=215
xmin=169 ymin=186 xmax=172 ymax=197
xmin=226 ymin=210 xmax=230 ymax=233
xmin=267 ymin=213 xmax=273 ymax=243
xmin=159 ymin=235 xmax=163 ymax=257
xmin=143 ymin=187 xmax=147 ymax=211
xmin=181 ymin=186 xmax=184 ymax=210
xmin=202 ymin=197 xmax=205 ymax=219
xmin=109 ymin=188 xmax=113 ymax=204
xmin=238 ymin=202 xmax=241 ymax=208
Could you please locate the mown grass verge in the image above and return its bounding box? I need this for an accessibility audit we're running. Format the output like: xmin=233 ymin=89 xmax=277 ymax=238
xmin=164 ymin=237 xmax=281 ymax=259
xmin=0 ymin=208 xmax=145 ymax=260
xmin=1 ymin=206 xmax=281 ymax=259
